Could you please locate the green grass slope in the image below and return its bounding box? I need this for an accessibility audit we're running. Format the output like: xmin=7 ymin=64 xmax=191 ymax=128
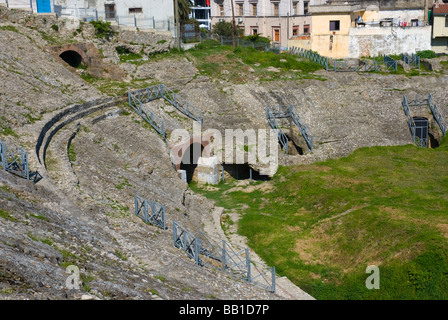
xmin=192 ymin=139 xmax=448 ymax=300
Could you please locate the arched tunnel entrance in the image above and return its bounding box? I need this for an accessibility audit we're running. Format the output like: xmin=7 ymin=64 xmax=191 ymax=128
xmin=412 ymin=116 xmax=442 ymax=149
xmin=179 ymin=143 xmax=204 ymax=183
xmin=222 ymin=163 xmax=270 ymax=181
xmin=59 ymin=50 xmax=83 ymax=68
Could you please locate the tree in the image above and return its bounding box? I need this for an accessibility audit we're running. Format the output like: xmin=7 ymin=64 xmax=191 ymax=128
xmin=178 ymin=0 xmax=193 ymax=22
xmin=211 ymin=21 xmax=243 ymax=38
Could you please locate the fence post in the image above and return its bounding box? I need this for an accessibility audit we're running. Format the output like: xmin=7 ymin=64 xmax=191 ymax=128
xmin=194 ymin=236 xmax=200 ymax=265
xmin=246 ymin=248 xmax=251 ymax=282
xmin=222 ymin=240 xmax=226 ymax=270
xmin=271 ymin=266 xmax=276 ymax=292
xmin=0 ymin=143 xmax=4 ymax=172
xmin=173 ymin=221 xmax=177 ymax=247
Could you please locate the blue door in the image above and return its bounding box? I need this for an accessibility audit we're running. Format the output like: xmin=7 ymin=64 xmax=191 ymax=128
xmin=36 ymin=0 xmax=51 ymax=13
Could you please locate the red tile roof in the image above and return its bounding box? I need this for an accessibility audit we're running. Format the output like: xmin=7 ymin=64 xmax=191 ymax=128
xmin=433 ymin=4 xmax=448 ymax=15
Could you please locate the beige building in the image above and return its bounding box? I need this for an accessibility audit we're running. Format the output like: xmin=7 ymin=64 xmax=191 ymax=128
xmin=210 ymin=0 xmax=327 ymax=48
xmin=431 ymin=2 xmax=448 ymax=54
xmin=303 ymin=0 xmax=431 ymax=59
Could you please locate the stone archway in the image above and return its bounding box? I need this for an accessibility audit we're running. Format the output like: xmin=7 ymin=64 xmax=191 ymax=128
xmin=170 ymin=131 xmax=217 ymax=183
xmin=56 ymin=44 xmax=90 ymax=69
xmin=48 ymin=43 xmax=126 ymax=79
xmin=59 ymin=50 xmax=84 ymax=68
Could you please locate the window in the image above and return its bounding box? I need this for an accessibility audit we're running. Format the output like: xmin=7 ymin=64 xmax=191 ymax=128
xmin=104 ymin=3 xmax=116 ymax=20
xmin=128 ymin=7 xmax=143 ymax=14
xmin=330 ymin=20 xmax=340 ymax=31
xmin=293 ymin=2 xmax=299 ymax=15
xmin=273 ymin=3 xmax=279 ymax=16
xmin=445 ymin=17 xmax=448 ymax=28
xmin=292 ymin=26 xmax=299 ymax=36
xmin=219 ymin=4 xmax=224 ymax=16
xmin=303 ymin=24 xmax=310 ymax=34
xmin=304 ymin=1 xmax=309 ymax=15
xmin=237 ymin=3 xmax=243 ymax=16
xmin=251 ymin=3 xmax=257 ymax=16
xmin=251 ymin=27 xmax=258 ymax=35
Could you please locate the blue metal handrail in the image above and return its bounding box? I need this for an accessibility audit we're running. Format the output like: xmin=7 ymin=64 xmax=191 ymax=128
xmin=267 ymin=105 xmax=313 ymax=153
xmin=128 ymin=84 xmax=203 ymax=136
xmin=428 ymin=94 xmax=447 ymax=136
xmin=267 ymin=106 xmax=289 ymax=154
xmin=0 ymin=140 xmax=41 ymax=182
xmin=174 ymin=222 xmax=276 ymax=293
xmin=134 ymin=194 xmax=167 ymax=230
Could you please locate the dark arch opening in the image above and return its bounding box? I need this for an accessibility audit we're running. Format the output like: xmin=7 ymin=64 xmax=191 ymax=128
xmin=285 ymin=133 xmax=304 ymax=155
xmin=59 ymin=50 xmax=83 ymax=68
xmin=223 ymin=163 xmax=270 ymax=181
xmin=180 ymin=143 xmax=204 ymax=183
xmin=428 ymin=132 xmax=440 ymax=148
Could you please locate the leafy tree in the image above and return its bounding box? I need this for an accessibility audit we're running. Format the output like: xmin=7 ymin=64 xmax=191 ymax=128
xmin=178 ymin=0 xmax=193 ymax=22
xmin=211 ymin=21 xmax=243 ymax=38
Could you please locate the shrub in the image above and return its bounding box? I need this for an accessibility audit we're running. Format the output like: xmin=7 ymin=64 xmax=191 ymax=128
xmin=416 ymin=50 xmax=437 ymax=59
xmin=90 ymin=20 xmax=115 ymax=40
xmin=244 ymin=34 xmax=270 ymax=44
xmin=211 ymin=21 xmax=243 ymax=38
xmin=51 ymin=24 xmax=59 ymax=32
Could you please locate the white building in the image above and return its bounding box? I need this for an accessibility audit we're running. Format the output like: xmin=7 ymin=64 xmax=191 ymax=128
xmin=210 ymin=0 xmax=327 ymax=48
xmin=0 ymin=0 xmax=175 ymax=31
xmin=190 ymin=0 xmax=211 ymax=29
xmin=57 ymin=0 xmax=174 ymax=31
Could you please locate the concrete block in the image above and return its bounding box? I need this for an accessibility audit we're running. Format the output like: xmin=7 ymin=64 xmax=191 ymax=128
xmin=197 ymin=156 xmax=219 ymax=185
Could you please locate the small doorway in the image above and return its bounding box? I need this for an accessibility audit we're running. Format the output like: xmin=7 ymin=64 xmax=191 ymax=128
xmin=36 ymin=0 xmax=51 ymax=13
xmin=272 ymin=27 xmax=280 ymax=42
xmin=413 ymin=117 xmax=429 ymax=148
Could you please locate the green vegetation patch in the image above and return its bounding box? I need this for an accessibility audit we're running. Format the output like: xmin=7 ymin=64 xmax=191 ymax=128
xmin=192 ymin=138 xmax=448 ymax=299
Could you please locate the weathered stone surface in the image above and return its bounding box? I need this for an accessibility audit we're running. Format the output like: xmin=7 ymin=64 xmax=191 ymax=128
xmin=1 ymin=6 xmax=448 ymax=302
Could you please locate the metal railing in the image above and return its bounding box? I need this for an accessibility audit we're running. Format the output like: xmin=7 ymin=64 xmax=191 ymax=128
xmin=0 ymin=140 xmax=41 ymax=182
xmin=266 ymin=105 xmax=313 ymax=153
xmin=160 ymin=85 xmax=203 ymax=126
xmin=127 ymin=84 xmax=203 ymax=139
xmin=428 ymin=93 xmax=447 ymax=136
xmin=289 ymin=47 xmax=329 ymax=70
xmin=173 ymin=221 xmax=276 ymax=292
xmin=54 ymin=6 xmax=173 ymax=31
xmin=290 ymin=106 xmax=313 ymax=152
xmin=134 ymin=195 xmax=167 ymax=230
xmin=402 ymin=95 xmax=427 ymax=148
xmin=266 ymin=106 xmax=289 ymax=154
xmin=289 ymin=47 xmax=383 ymax=73
xmin=401 ymin=53 xmax=420 ymax=69
xmin=382 ymin=54 xmax=398 ymax=72
xmin=128 ymin=86 xmax=166 ymax=141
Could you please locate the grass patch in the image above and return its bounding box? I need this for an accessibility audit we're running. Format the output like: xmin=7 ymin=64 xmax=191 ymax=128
xmin=0 ymin=209 xmax=18 ymax=222
xmin=0 ymin=25 xmax=19 ymax=33
xmin=184 ymin=40 xmax=323 ymax=83
xmin=115 ymin=176 xmax=132 ymax=190
xmin=67 ymin=141 xmax=76 ymax=162
xmin=192 ymin=139 xmax=448 ymax=300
